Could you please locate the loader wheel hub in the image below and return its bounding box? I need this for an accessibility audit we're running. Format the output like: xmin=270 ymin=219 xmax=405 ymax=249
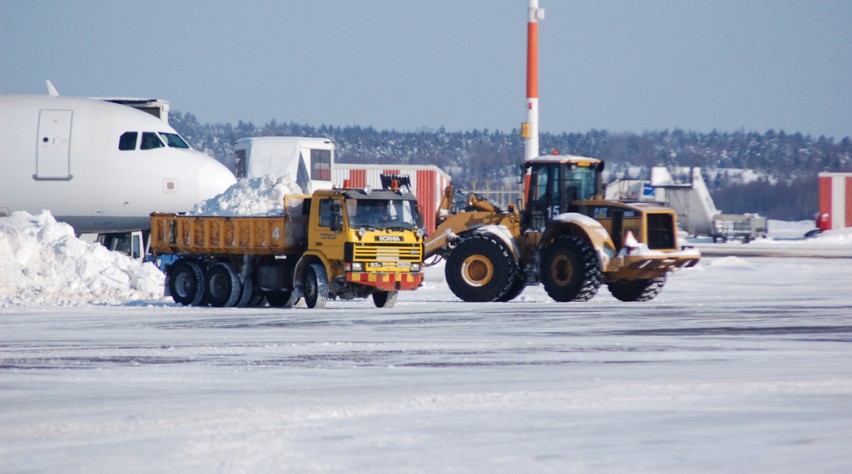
xmin=551 ymin=255 xmax=574 ymax=286
xmin=461 ymin=254 xmax=494 ymax=287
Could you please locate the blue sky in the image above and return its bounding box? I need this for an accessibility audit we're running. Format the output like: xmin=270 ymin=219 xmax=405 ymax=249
xmin=2 ymin=0 xmax=850 ymax=139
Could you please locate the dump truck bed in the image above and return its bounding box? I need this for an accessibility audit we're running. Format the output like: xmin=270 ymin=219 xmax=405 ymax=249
xmin=150 ymin=212 xmax=308 ymax=255
xmin=151 ymin=195 xmax=309 ymax=255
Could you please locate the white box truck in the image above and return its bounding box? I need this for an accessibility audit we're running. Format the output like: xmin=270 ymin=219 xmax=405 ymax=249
xmin=234 ymin=137 xmax=334 ymax=194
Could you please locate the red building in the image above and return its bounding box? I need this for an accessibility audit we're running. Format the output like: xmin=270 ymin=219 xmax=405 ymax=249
xmin=818 ymin=172 xmax=852 ymax=230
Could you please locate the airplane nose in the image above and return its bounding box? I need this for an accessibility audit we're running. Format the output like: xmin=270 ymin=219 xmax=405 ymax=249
xmin=198 ymin=160 xmax=237 ymax=202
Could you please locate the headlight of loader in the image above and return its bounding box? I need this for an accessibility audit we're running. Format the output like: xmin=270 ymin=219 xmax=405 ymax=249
xmin=410 ymin=263 xmax=421 ymax=272
xmin=352 ymin=262 xmax=364 ymax=271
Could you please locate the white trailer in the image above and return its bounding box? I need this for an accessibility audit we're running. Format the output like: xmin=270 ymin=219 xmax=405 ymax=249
xmin=234 ymin=137 xmax=334 ymax=194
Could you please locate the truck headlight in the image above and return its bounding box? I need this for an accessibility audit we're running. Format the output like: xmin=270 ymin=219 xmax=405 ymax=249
xmin=410 ymin=263 xmax=421 ymax=272
xmin=352 ymin=262 xmax=364 ymax=271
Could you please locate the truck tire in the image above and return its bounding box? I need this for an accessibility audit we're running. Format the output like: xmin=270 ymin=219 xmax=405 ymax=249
xmin=206 ymin=262 xmax=242 ymax=308
xmin=540 ymin=235 xmax=602 ymax=302
xmin=445 ymin=234 xmax=518 ymax=302
xmin=303 ymin=263 xmax=329 ymax=309
xmin=168 ymin=260 xmax=206 ymax=306
xmin=607 ymin=274 xmax=666 ymax=302
xmin=372 ymin=290 xmax=398 ymax=308
xmin=236 ymin=274 xmax=254 ymax=307
xmin=266 ymin=289 xmax=299 ymax=308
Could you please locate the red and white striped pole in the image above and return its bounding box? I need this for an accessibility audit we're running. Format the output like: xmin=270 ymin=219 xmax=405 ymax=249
xmin=523 ymin=0 xmax=545 ymax=162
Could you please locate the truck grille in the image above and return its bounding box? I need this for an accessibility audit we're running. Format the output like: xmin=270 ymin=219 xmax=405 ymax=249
xmin=646 ymin=213 xmax=676 ymax=249
xmin=352 ymin=243 xmax=422 ymax=262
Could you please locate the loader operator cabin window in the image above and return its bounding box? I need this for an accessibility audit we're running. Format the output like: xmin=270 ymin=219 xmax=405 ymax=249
xmin=311 ymin=149 xmax=331 ymax=180
xmin=118 ymin=132 xmax=138 ymax=150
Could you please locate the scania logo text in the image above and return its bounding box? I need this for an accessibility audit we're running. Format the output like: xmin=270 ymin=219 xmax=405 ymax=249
xmin=375 ymin=235 xmax=403 ymax=242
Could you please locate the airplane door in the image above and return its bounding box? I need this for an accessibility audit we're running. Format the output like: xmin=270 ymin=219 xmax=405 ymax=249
xmin=36 ymin=109 xmax=73 ymax=180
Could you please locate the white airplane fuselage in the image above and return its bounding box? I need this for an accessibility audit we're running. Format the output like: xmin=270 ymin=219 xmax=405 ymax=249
xmin=0 ymin=94 xmax=236 ymax=233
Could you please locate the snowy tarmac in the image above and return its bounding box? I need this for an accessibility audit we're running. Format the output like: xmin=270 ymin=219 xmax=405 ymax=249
xmin=3 ymin=236 xmax=852 ymax=473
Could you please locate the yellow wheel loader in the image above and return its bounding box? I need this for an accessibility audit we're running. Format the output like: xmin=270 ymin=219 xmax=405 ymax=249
xmin=424 ymin=154 xmax=700 ymax=303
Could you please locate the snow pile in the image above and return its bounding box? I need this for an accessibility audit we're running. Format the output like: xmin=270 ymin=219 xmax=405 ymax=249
xmin=0 ymin=211 xmax=164 ymax=307
xmin=190 ymin=175 xmax=303 ymax=216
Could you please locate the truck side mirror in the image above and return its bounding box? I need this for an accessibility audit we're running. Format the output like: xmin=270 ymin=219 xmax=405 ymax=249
xmin=331 ymin=202 xmax=343 ymax=232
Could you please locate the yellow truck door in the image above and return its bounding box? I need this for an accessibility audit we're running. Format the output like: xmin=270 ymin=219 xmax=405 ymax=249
xmin=308 ymin=197 xmax=348 ymax=265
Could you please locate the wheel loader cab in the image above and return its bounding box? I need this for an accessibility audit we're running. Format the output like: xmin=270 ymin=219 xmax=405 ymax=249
xmin=524 ymin=156 xmax=603 ymax=230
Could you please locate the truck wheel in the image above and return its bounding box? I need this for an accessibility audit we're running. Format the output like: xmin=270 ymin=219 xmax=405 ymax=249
xmin=303 ymin=263 xmax=329 ymax=309
xmin=266 ymin=289 xmax=299 ymax=308
xmin=540 ymin=235 xmax=602 ymax=302
xmin=168 ymin=260 xmax=206 ymax=306
xmin=607 ymin=274 xmax=666 ymax=302
xmin=206 ymin=262 xmax=242 ymax=308
xmin=373 ymin=290 xmax=398 ymax=308
xmin=445 ymin=235 xmax=518 ymax=302
xmin=236 ymin=274 xmax=254 ymax=307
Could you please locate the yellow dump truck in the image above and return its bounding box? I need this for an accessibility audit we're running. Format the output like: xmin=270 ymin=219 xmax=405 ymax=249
xmin=150 ymin=184 xmax=425 ymax=309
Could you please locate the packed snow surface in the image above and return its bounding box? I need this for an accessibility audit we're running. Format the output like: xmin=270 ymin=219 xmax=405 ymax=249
xmin=2 ymin=198 xmax=852 ymax=472
xmin=2 ymin=250 xmax=852 ymax=473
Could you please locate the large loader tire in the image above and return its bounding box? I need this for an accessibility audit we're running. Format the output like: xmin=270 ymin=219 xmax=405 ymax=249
xmin=206 ymin=262 xmax=242 ymax=308
xmin=607 ymin=274 xmax=667 ymax=302
xmin=303 ymin=263 xmax=329 ymax=309
xmin=540 ymin=235 xmax=602 ymax=302
xmin=445 ymin=234 xmax=518 ymax=302
xmin=168 ymin=260 xmax=206 ymax=306
xmin=497 ymin=275 xmax=526 ymax=302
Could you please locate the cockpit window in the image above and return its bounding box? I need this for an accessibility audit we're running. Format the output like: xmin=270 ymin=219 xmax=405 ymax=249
xmin=159 ymin=132 xmax=190 ymax=149
xmin=141 ymin=132 xmax=165 ymax=150
xmin=119 ymin=132 xmax=138 ymax=151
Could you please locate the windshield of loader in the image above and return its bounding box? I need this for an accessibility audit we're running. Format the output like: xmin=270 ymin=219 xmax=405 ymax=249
xmin=346 ymin=198 xmax=420 ymax=230
xmin=530 ymin=163 xmax=597 ymax=209
xmin=527 ymin=162 xmax=600 ymax=229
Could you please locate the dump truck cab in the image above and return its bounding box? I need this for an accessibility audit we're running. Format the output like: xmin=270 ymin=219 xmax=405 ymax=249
xmin=298 ymin=186 xmax=424 ymax=304
xmin=151 ymin=177 xmax=425 ymax=309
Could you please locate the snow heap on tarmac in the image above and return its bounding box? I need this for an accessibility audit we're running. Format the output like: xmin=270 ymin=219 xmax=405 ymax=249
xmin=190 ymin=174 xmax=303 ymax=216
xmin=0 ymin=211 xmax=164 ymax=307
xmin=0 ymin=176 xmax=301 ymax=307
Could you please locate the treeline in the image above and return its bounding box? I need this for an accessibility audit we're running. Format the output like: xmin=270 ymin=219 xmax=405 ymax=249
xmin=171 ymin=112 xmax=852 ymax=220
